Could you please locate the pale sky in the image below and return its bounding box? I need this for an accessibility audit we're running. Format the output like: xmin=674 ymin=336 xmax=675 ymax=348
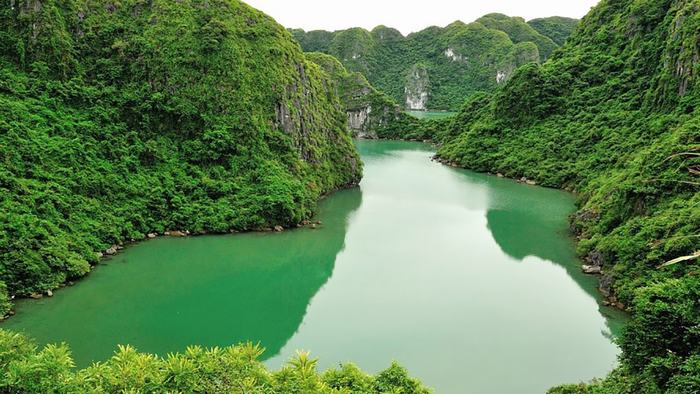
xmin=243 ymin=0 xmax=601 ymax=35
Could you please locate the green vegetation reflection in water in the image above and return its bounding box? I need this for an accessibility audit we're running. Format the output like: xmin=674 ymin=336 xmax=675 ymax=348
xmin=3 ymin=141 xmax=625 ymax=393
xmin=3 ymin=189 xmax=362 ymax=367
xmin=407 ymin=111 xmax=457 ymax=120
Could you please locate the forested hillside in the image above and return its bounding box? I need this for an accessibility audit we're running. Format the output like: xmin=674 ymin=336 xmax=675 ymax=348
xmin=291 ymin=14 xmax=578 ymax=110
xmin=434 ymin=0 xmax=699 ymax=391
xmin=475 ymin=13 xmax=558 ymax=60
xmin=0 ymin=0 xmax=361 ymax=316
xmin=307 ymin=52 xmax=420 ymax=139
xmin=528 ymin=16 xmax=581 ymax=45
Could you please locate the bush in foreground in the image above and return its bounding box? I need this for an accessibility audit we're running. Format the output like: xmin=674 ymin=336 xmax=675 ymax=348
xmin=0 ymin=330 xmax=431 ymax=393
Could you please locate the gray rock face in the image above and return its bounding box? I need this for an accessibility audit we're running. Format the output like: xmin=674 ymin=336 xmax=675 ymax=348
xmin=599 ymin=274 xmax=614 ymax=298
xmin=347 ymin=104 xmax=408 ymax=139
xmin=576 ymin=209 xmax=600 ymax=222
xmin=582 ymin=265 xmax=602 ymax=274
xmin=586 ymin=250 xmax=605 ymax=267
xmin=571 ymin=208 xmax=600 ymax=235
xmin=348 ymin=106 xmax=373 ymax=138
xmin=306 ymin=52 xmax=415 ymax=140
xmin=405 ymin=64 xmax=430 ymax=110
xmin=273 ymin=62 xmax=360 ymax=173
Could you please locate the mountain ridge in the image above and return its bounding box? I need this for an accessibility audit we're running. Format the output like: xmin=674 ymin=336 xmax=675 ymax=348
xmin=291 ymin=14 xmax=579 ymax=110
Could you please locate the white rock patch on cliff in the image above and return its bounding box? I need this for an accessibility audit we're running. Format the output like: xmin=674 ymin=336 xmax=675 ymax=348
xmin=444 ymin=47 xmax=464 ymax=62
xmin=405 ymin=65 xmax=430 ymax=110
xmin=406 ymin=90 xmax=428 ymax=110
xmin=348 ymin=106 xmax=371 ymax=131
xmin=496 ymin=70 xmax=508 ymax=84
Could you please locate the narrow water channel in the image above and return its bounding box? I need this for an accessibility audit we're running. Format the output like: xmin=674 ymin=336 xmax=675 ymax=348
xmin=3 ymin=140 xmax=625 ymax=393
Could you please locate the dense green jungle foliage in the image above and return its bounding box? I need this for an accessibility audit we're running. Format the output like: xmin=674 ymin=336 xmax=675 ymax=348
xmin=475 ymin=14 xmax=558 ymax=61
xmin=290 ymin=14 xmax=578 ymax=110
xmin=0 ymin=0 xmax=362 ymax=315
xmin=433 ymin=0 xmax=700 ymax=391
xmin=0 ymin=330 xmax=430 ymax=393
xmin=307 ymin=52 xmax=421 ymax=139
xmin=528 ymin=16 xmax=581 ymax=45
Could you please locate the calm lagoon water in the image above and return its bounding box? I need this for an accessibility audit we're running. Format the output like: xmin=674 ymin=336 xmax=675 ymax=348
xmin=3 ymin=140 xmax=624 ymax=393
xmin=407 ymin=110 xmax=457 ymax=120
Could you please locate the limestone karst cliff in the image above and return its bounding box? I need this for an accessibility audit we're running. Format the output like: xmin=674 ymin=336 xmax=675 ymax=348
xmin=291 ymin=14 xmax=578 ymax=110
xmin=0 ymin=0 xmax=361 ymax=311
xmin=307 ymin=52 xmax=420 ymax=139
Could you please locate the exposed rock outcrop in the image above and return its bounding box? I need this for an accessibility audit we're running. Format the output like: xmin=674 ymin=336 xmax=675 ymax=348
xmin=405 ymin=64 xmax=430 ymax=110
xmin=292 ymin=15 xmax=577 ymax=110
xmin=586 ymin=250 xmax=605 ymax=268
xmin=582 ymin=265 xmax=602 ymax=275
xmin=348 ymin=106 xmax=372 ymax=137
xmin=307 ymin=52 xmax=420 ymax=139
xmin=444 ymin=47 xmax=465 ymax=62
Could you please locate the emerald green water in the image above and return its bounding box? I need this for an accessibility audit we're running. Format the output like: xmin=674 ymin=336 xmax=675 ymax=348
xmin=3 ymin=141 xmax=624 ymax=393
xmin=408 ymin=110 xmax=457 ymax=120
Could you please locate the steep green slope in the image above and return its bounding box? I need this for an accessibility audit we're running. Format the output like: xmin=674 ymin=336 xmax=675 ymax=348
xmin=435 ymin=0 xmax=699 ymax=391
xmin=0 ymin=0 xmax=361 ymax=315
xmin=476 ymin=13 xmax=558 ymax=60
xmin=289 ymin=28 xmax=334 ymax=53
xmin=528 ymin=16 xmax=580 ymax=45
xmin=306 ymin=52 xmax=421 ymax=139
xmin=291 ymin=15 xmax=577 ymax=111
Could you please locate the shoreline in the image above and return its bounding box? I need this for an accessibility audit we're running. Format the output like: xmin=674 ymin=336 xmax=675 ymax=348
xmin=0 ymin=182 xmax=362 ymax=321
xmin=431 ymin=154 xmax=628 ymax=313
xmin=354 ymin=137 xmax=626 ymax=313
